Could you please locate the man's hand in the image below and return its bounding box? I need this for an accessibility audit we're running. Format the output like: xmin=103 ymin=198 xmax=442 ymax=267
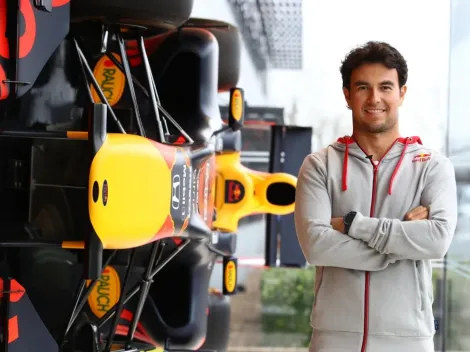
xmin=404 ymin=206 xmax=429 ymax=221
xmin=331 ymin=217 xmax=345 ymax=233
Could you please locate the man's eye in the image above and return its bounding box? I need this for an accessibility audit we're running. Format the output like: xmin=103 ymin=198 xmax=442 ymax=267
xmin=382 ymin=86 xmax=392 ymax=90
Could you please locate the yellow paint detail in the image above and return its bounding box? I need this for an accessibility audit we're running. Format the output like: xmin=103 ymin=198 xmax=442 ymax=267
xmin=61 ymin=241 xmax=85 ymax=249
xmin=88 ymin=266 xmax=120 ymax=318
xmin=213 ymin=152 xmax=297 ymax=233
xmin=66 ymin=131 xmax=88 ymax=140
xmin=224 ymin=260 xmax=237 ymax=293
xmin=91 ymin=53 xmax=126 ymax=107
xmin=89 ymin=133 xmax=172 ymax=249
xmin=230 ymin=89 xmax=243 ymax=121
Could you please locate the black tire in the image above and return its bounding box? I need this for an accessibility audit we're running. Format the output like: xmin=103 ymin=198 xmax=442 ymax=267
xmin=17 ymin=247 xmax=80 ymax=340
xmin=184 ymin=18 xmax=241 ymax=91
xmin=201 ymin=291 xmax=231 ymax=352
xmin=71 ymin=0 xmax=194 ymax=30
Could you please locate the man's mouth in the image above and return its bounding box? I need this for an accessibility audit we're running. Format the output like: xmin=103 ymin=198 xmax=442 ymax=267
xmin=364 ymin=109 xmax=386 ymax=113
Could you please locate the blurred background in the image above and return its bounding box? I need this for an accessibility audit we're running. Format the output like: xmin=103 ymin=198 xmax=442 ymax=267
xmin=193 ymin=0 xmax=470 ymax=351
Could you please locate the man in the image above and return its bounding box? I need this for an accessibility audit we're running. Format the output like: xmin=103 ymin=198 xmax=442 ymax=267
xmin=294 ymin=41 xmax=458 ymax=352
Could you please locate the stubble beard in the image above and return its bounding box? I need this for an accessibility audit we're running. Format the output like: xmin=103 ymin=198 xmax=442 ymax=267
xmin=354 ymin=115 xmax=397 ymax=134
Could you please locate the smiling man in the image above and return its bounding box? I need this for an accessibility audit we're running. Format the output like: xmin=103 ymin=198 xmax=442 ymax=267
xmin=294 ymin=41 xmax=458 ymax=352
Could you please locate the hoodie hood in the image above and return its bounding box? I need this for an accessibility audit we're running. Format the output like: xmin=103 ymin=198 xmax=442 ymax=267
xmin=330 ymin=135 xmax=423 ymax=195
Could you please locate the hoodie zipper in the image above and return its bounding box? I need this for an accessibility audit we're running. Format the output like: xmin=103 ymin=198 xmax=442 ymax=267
xmin=361 ymin=162 xmax=378 ymax=352
xmin=341 ymin=137 xmax=414 ymax=352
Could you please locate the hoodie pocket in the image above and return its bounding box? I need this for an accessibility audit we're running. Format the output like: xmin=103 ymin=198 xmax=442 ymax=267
xmin=415 ymin=261 xmax=424 ymax=311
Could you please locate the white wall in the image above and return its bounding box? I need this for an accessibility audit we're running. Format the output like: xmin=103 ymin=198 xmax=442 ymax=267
xmin=267 ymin=0 xmax=451 ymax=153
xmin=191 ymin=0 xmax=452 ymax=152
xmin=191 ymin=0 xmax=270 ymax=107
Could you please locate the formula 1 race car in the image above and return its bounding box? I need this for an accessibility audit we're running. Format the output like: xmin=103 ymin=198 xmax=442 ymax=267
xmin=0 ymin=1 xmax=299 ymax=351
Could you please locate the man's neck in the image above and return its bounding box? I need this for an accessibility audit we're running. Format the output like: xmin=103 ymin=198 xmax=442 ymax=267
xmin=351 ymin=129 xmax=400 ymax=161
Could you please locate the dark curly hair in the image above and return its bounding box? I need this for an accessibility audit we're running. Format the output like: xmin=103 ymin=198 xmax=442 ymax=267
xmin=340 ymin=41 xmax=408 ymax=89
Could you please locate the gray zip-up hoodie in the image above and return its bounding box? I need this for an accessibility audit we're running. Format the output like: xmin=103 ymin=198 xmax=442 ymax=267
xmin=294 ymin=136 xmax=458 ymax=352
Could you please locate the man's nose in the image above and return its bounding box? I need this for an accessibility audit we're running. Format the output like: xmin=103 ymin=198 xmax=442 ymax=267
xmin=367 ymin=89 xmax=381 ymax=104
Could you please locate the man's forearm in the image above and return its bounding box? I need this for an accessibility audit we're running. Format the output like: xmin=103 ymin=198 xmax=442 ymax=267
xmin=348 ymin=212 xmax=455 ymax=260
xmin=329 ymin=206 xmax=430 ymax=262
xmin=297 ymin=219 xmax=398 ymax=271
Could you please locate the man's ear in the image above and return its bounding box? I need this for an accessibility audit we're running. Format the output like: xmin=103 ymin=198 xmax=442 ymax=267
xmin=399 ymin=85 xmax=407 ymax=106
xmin=343 ymin=87 xmax=351 ymax=110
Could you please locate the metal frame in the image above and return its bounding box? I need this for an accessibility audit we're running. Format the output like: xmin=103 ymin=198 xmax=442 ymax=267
xmin=60 ymin=239 xmax=192 ymax=352
xmin=72 ymin=24 xmax=194 ymax=145
xmin=227 ymin=0 xmax=303 ymax=70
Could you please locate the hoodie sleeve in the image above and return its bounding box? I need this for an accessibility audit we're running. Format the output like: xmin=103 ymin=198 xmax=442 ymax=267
xmin=294 ymin=152 xmax=398 ymax=271
xmin=347 ymin=156 xmax=457 ymax=260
